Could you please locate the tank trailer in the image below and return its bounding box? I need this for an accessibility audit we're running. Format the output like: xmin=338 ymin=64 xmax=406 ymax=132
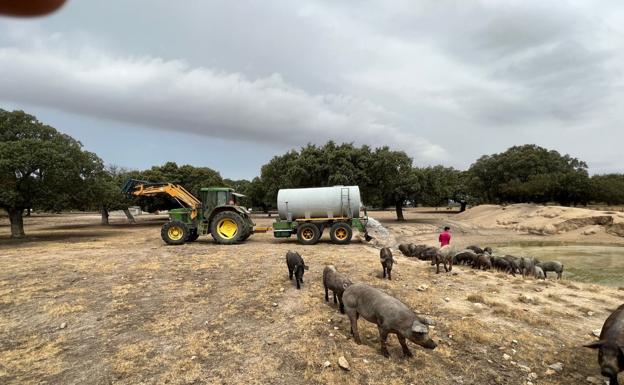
xmin=272 ymin=186 xmax=370 ymax=245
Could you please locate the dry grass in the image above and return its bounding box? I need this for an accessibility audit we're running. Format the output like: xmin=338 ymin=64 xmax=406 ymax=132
xmin=44 ymin=301 xmax=86 ymax=317
xmin=0 ymin=212 xmax=620 ymax=385
xmin=466 ymin=293 xmax=486 ymax=303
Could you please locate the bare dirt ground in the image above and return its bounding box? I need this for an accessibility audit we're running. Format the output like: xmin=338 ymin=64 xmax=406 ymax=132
xmin=1 ymin=208 xmax=624 ymax=385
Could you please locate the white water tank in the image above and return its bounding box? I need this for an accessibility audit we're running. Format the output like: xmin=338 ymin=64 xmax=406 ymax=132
xmin=277 ymin=186 xmax=362 ymax=220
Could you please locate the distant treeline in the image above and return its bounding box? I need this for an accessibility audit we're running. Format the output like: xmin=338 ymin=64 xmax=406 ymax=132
xmin=2 ymin=109 xmax=623 ymax=238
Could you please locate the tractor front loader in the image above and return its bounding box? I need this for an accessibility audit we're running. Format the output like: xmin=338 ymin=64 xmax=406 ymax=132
xmin=122 ymin=179 xmax=257 ymax=245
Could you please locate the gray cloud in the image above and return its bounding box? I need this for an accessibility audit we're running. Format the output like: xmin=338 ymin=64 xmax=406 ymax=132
xmin=0 ymin=31 xmax=447 ymax=163
xmin=0 ymin=0 xmax=623 ymax=174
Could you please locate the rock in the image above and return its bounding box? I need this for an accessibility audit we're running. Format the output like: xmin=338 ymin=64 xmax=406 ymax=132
xmin=518 ymin=293 xmax=537 ymax=304
xmin=503 ymin=354 xmax=511 ymax=361
xmin=190 ymin=355 xmax=197 ymax=360
xmin=518 ymin=364 xmax=531 ymax=372
xmin=334 ymin=326 xmax=339 ymax=330
xmin=545 ymin=369 xmax=556 ymax=376
xmin=329 ymin=333 xmax=334 ymax=337
xmin=473 ymin=303 xmax=484 ymax=309
xmin=548 ymin=362 xmax=563 ymax=373
xmin=512 ymin=339 xmax=518 ymax=345
xmin=363 ymin=359 xmax=370 ymax=364
xmin=587 ymin=311 xmax=594 ymax=316
xmin=444 ymin=297 xmax=451 ymax=302
xmin=338 ymin=356 xmax=350 ymax=371
xmin=279 ymin=287 xmax=284 ymax=292
xmin=586 ymin=376 xmax=605 ymax=384
xmin=420 ymin=316 xmax=436 ymax=326
xmin=417 ymin=284 xmax=429 ymax=291
xmin=272 ymin=302 xmax=278 ymax=307
xmin=59 ymin=322 xmax=67 ymax=329
xmin=526 ymin=382 xmax=533 ymax=385
xmin=322 ymin=361 xmax=331 ymax=368
xmin=528 ymin=372 xmax=538 ymax=380
xmin=592 ymin=329 xmax=602 ymax=337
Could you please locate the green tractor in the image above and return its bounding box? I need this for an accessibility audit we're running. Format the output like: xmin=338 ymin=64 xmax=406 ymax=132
xmin=122 ymin=179 xmax=258 ymax=245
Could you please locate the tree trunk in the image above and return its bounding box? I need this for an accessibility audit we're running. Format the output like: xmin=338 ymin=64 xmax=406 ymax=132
xmin=460 ymin=201 xmax=467 ymax=212
xmin=26 ymin=207 xmax=31 ymax=217
xmin=123 ymin=208 xmax=136 ymax=224
xmin=101 ymin=206 xmax=109 ymax=225
xmin=8 ymin=208 xmax=25 ymax=238
xmin=395 ymin=200 xmax=405 ymax=221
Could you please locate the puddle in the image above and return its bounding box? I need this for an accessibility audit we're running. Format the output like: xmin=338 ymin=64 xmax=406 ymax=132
xmin=493 ymin=242 xmax=624 ymax=287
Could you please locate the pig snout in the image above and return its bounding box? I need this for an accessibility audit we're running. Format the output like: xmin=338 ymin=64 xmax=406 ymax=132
xmin=410 ymin=334 xmax=437 ymax=350
xmin=422 ymin=338 xmax=437 ymax=350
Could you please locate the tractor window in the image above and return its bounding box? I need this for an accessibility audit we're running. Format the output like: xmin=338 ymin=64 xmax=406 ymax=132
xmin=217 ymin=191 xmax=227 ymax=206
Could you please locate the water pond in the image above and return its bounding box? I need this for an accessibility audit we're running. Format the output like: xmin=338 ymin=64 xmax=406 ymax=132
xmin=492 ymin=242 xmax=624 ymax=287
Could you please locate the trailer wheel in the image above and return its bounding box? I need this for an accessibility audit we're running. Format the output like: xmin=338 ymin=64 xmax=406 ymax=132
xmin=330 ymin=222 xmax=352 ymax=244
xmin=186 ymin=229 xmax=200 ymax=242
xmin=211 ymin=211 xmax=244 ymax=244
xmin=297 ymin=223 xmax=320 ymax=245
xmin=161 ymin=221 xmax=190 ymax=245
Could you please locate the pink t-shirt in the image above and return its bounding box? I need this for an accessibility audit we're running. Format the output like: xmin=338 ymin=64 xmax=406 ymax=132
xmin=439 ymin=231 xmax=451 ymax=246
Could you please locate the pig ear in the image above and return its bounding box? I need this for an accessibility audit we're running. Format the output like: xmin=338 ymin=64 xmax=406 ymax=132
xmin=583 ymin=340 xmax=605 ymax=349
xmin=411 ymin=321 xmax=428 ymax=334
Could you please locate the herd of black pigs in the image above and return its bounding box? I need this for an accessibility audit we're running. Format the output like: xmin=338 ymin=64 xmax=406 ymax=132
xmin=285 ymin=244 xmax=624 ymax=384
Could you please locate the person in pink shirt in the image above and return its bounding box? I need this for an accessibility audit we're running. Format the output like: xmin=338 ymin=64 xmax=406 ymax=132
xmin=439 ymin=226 xmax=451 ymax=247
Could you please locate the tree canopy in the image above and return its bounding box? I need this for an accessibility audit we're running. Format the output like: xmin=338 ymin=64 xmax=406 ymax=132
xmin=0 ymin=109 xmax=105 ymax=237
xmin=466 ymin=144 xmax=591 ymax=205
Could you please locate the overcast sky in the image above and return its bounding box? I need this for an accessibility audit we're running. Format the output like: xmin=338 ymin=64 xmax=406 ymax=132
xmin=1 ymin=0 xmax=623 ymax=179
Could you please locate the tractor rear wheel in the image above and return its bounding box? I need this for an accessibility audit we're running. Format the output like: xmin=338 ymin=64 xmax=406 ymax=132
xmin=161 ymin=221 xmax=190 ymax=245
xmin=330 ymin=222 xmax=352 ymax=245
xmin=296 ymin=223 xmax=320 ymax=245
xmin=210 ymin=211 xmax=244 ymax=244
xmin=240 ymin=227 xmax=252 ymax=241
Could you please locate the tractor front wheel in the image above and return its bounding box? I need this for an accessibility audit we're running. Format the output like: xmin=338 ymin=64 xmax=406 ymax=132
xmin=296 ymin=223 xmax=320 ymax=245
xmin=330 ymin=222 xmax=352 ymax=245
xmin=161 ymin=221 xmax=190 ymax=245
xmin=210 ymin=211 xmax=244 ymax=244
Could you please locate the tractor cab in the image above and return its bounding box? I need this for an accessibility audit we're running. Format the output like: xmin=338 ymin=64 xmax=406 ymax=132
xmin=199 ymin=187 xmax=247 ymax=215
